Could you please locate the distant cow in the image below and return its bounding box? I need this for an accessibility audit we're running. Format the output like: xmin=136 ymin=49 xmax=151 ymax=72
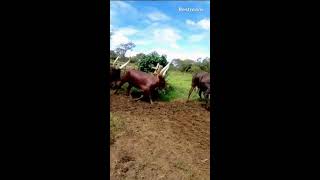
xmin=114 ymin=62 xmax=171 ymax=104
xmin=110 ymin=56 xmax=130 ymax=88
xmin=187 ymin=72 xmax=210 ymax=108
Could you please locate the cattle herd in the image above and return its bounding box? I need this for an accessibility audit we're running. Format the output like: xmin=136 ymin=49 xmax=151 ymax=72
xmin=110 ymin=56 xmax=211 ymax=109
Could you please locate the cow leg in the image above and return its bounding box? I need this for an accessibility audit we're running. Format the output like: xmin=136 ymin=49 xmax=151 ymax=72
xmin=187 ymin=86 xmax=195 ymax=102
xmin=199 ymin=90 xmax=203 ymax=100
xmin=148 ymin=92 xmax=153 ymax=105
xmin=114 ymin=81 xmax=125 ymax=94
xmin=126 ymin=84 xmax=132 ymax=96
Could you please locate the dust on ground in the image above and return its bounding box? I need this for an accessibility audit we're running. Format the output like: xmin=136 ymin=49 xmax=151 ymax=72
xmin=110 ymin=93 xmax=210 ymax=180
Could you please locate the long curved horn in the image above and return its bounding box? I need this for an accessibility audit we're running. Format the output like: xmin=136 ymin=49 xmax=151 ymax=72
xmin=113 ymin=56 xmax=120 ymax=66
xmin=119 ymin=58 xmax=130 ymax=69
xmin=160 ymin=61 xmax=171 ymax=76
xmin=162 ymin=62 xmax=171 ymax=76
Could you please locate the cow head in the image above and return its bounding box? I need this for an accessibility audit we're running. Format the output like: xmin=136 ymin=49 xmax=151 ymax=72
xmin=112 ymin=56 xmax=130 ymax=70
xmin=152 ymin=63 xmax=163 ymax=75
xmin=155 ymin=61 xmax=171 ymax=90
xmin=110 ymin=56 xmax=130 ymax=88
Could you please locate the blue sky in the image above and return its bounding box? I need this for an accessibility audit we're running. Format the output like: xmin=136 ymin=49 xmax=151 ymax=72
xmin=110 ymin=1 xmax=210 ymax=61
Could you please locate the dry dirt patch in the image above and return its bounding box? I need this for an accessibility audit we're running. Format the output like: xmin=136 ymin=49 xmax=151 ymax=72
xmin=110 ymin=94 xmax=210 ymax=180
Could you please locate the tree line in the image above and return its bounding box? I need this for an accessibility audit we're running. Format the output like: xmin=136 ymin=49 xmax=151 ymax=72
xmin=110 ymin=41 xmax=210 ymax=73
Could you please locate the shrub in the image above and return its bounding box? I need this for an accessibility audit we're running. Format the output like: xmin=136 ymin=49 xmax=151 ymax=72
xmin=137 ymin=51 xmax=168 ymax=73
xmin=189 ymin=65 xmax=202 ymax=73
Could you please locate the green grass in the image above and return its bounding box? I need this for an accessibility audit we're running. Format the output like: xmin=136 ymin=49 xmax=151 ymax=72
xmin=159 ymin=71 xmax=199 ymax=102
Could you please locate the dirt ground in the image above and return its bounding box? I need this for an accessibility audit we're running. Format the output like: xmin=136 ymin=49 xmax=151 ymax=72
xmin=110 ymin=93 xmax=210 ymax=180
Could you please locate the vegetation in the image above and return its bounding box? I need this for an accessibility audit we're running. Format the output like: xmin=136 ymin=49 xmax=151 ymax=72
xmin=158 ymin=70 xmax=199 ymax=101
xmin=172 ymin=58 xmax=210 ymax=73
xmin=137 ymin=51 xmax=168 ymax=73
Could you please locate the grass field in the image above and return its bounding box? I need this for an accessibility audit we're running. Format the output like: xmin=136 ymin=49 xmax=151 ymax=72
xmin=158 ymin=70 xmax=199 ymax=101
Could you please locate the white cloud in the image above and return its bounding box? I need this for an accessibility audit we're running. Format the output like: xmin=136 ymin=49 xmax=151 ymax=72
xmin=147 ymin=11 xmax=170 ymax=21
xmin=189 ymin=34 xmax=206 ymax=42
xmin=134 ymin=39 xmax=152 ymax=46
xmin=110 ymin=27 xmax=138 ymax=49
xmin=125 ymin=50 xmax=139 ymax=57
xmin=110 ymin=33 xmax=129 ymax=49
xmin=111 ymin=1 xmax=138 ymax=14
xmin=117 ymin=27 xmax=138 ymax=36
xmin=198 ymin=19 xmax=210 ymax=30
xmin=186 ymin=19 xmax=196 ymax=26
xmin=153 ymin=28 xmax=182 ymax=49
xmin=186 ymin=18 xmax=210 ymax=30
xmin=110 ymin=1 xmax=140 ymax=27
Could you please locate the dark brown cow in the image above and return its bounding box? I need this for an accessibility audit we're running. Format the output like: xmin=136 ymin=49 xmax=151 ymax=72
xmin=187 ymin=72 xmax=210 ymax=108
xmin=114 ymin=62 xmax=171 ymax=104
xmin=110 ymin=56 xmax=130 ymax=88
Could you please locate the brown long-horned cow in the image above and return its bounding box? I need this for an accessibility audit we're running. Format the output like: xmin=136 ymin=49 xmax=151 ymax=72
xmin=109 ymin=56 xmax=130 ymax=88
xmin=114 ymin=61 xmax=171 ymax=104
xmin=187 ymin=72 xmax=211 ymax=108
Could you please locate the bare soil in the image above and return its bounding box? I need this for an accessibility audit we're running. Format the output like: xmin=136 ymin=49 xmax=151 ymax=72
xmin=110 ymin=93 xmax=210 ymax=180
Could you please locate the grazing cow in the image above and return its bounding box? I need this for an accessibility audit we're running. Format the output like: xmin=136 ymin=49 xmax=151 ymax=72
xmin=110 ymin=56 xmax=130 ymax=88
xmin=114 ymin=62 xmax=171 ymax=104
xmin=187 ymin=72 xmax=211 ymax=108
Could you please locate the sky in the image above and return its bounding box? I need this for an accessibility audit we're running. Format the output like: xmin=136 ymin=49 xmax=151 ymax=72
xmin=110 ymin=0 xmax=210 ymax=61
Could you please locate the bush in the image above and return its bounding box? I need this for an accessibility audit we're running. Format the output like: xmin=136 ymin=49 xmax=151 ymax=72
xmin=189 ymin=65 xmax=202 ymax=73
xmin=130 ymin=53 xmax=145 ymax=64
xmin=153 ymin=82 xmax=175 ymax=101
xmin=137 ymin=51 xmax=168 ymax=73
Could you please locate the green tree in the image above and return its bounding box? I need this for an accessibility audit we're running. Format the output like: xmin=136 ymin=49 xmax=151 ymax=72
xmin=138 ymin=51 xmax=168 ymax=73
xmin=130 ymin=53 xmax=146 ymax=64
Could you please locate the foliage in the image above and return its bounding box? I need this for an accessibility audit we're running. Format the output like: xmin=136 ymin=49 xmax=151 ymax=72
xmin=130 ymin=53 xmax=146 ymax=64
xmin=189 ymin=65 xmax=202 ymax=73
xmin=137 ymin=51 xmax=168 ymax=73
xmin=158 ymin=71 xmax=199 ymax=101
xmin=172 ymin=57 xmax=210 ymax=73
xmin=196 ymin=57 xmax=210 ymax=72
xmin=114 ymin=42 xmax=136 ymax=58
xmin=110 ymin=50 xmax=117 ymax=60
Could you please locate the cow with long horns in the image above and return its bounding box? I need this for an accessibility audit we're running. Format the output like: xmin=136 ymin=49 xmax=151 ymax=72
xmin=187 ymin=72 xmax=211 ymax=108
xmin=110 ymin=56 xmax=130 ymax=88
xmin=114 ymin=61 xmax=171 ymax=104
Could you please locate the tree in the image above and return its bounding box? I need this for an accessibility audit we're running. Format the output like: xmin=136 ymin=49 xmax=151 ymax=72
xmin=130 ymin=53 xmax=146 ymax=64
xmin=197 ymin=57 xmax=210 ymax=72
xmin=115 ymin=42 xmax=136 ymax=59
xmin=138 ymin=51 xmax=168 ymax=73
xmin=110 ymin=50 xmax=117 ymax=60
